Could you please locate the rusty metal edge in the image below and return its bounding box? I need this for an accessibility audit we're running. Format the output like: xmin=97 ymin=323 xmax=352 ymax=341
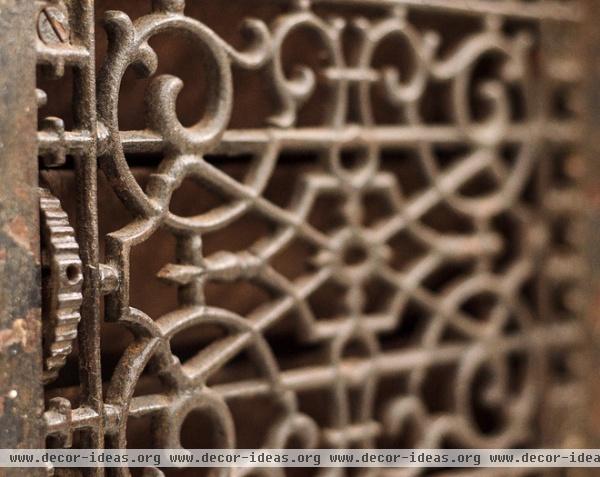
xmin=0 ymin=0 xmax=45 ymax=472
xmin=582 ymin=0 xmax=600 ymax=448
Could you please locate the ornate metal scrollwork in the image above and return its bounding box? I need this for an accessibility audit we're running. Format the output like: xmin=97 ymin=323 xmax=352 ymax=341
xmin=34 ymin=0 xmax=588 ymax=475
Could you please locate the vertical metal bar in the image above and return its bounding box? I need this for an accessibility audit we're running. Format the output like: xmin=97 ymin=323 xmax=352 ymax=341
xmin=71 ymin=0 xmax=104 ymax=473
xmin=582 ymin=0 xmax=600 ymax=445
xmin=538 ymin=13 xmax=591 ymax=450
xmin=0 ymin=0 xmax=45 ymax=474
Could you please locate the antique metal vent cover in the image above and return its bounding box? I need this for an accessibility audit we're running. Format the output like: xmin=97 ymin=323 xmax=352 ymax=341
xmin=0 ymin=0 xmax=592 ymax=476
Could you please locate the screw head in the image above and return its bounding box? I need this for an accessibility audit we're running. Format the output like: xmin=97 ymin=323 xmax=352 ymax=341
xmin=37 ymin=6 xmax=70 ymax=45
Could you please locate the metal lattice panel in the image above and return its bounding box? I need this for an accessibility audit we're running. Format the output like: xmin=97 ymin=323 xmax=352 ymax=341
xmin=34 ymin=0 xmax=588 ymax=476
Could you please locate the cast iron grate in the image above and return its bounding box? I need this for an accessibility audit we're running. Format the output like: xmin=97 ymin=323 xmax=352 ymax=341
xmin=36 ymin=1 xmax=587 ymax=476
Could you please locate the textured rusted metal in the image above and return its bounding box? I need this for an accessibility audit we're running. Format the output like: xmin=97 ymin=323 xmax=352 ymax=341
xmin=22 ymin=0 xmax=599 ymax=476
xmin=582 ymin=0 xmax=600 ymax=447
xmin=0 ymin=0 xmax=45 ymax=475
xmin=40 ymin=188 xmax=83 ymax=383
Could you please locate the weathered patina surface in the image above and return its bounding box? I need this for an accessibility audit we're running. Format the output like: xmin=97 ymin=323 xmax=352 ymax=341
xmin=1 ymin=1 xmax=595 ymax=476
xmin=0 ymin=0 xmax=45 ymax=475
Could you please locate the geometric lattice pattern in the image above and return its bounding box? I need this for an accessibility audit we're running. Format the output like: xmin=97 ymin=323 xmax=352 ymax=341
xmin=37 ymin=1 xmax=587 ymax=476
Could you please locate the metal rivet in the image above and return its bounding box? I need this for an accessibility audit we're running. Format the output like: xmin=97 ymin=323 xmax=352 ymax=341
xmin=99 ymin=264 xmax=120 ymax=295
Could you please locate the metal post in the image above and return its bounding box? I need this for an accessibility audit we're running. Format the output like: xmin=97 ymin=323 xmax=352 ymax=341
xmin=0 ymin=0 xmax=45 ymax=474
